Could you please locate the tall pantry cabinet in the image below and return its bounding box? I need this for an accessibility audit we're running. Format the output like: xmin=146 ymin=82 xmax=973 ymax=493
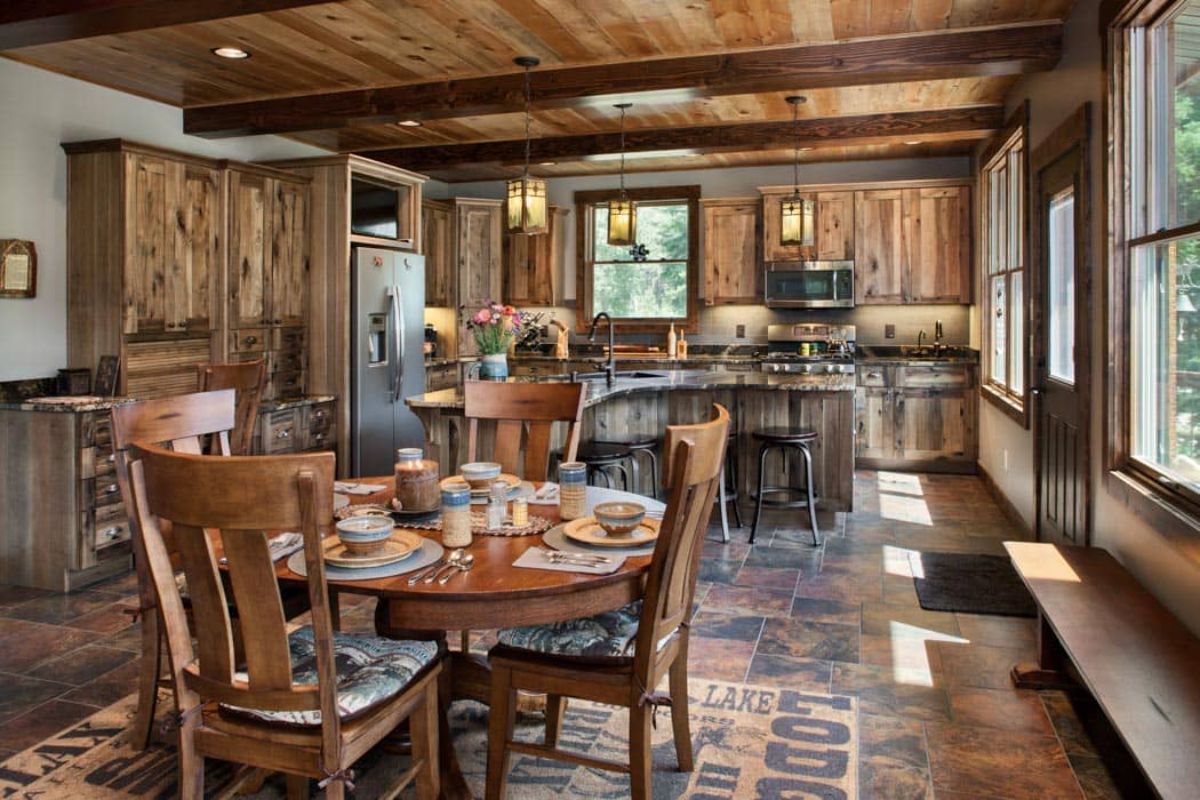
xmin=64 ymin=140 xmax=312 ymax=401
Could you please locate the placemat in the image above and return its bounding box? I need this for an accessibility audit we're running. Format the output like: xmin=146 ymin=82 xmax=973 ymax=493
xmin=286 ymin=537 xmax=443 ymax=581
xmin=513 ymin=545 xmax=624 ymax=575
xmin=404 ymin=512 xmax=553 ymax=537
xmin=543 ymin=525 xmax=656 ymax=558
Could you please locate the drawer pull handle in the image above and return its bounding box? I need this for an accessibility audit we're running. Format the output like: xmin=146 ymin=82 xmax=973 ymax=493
xmin=867 ymin=372 xmax=880 ymax=378
xmin=104 ymin=484 xmax=119 ymax=494
xmin=244 ymin=335 xmax=258 ymax=346
xmin=100 ymin=526 xmax=121 ymax=540
xmin=106 ymin=454 xmax=116 ymax=464
xmin=277 ymin=430 xmax=291 ymax=439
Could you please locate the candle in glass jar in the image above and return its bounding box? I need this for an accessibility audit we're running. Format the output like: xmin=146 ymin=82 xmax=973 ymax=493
xmin=558 ymin=461 xmax=587 ymax=520
xmin=395 ymin=448 xmax=440 ymax=511
xmin=441 ymin=481 xmax=472 ymax=548
xmin=511 ymin=496 xmax=529 ymax=527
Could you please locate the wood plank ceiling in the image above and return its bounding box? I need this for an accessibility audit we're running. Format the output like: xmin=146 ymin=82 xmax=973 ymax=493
xmin=1 ymin=0 xmax=1077 ymax=182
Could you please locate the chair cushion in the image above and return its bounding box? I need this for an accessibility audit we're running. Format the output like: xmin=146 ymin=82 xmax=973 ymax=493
xmin=497 ymin=601 xmax=675 ymax=660
xmin=221 ymin=627 xmax=439 ymax=727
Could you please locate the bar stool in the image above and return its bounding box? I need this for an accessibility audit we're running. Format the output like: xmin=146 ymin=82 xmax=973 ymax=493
xmin=716 ymin=428 xmax=743 ymax=542
xmin=594 ymin=437 xmax=659 ymax=498
xmin=749 ymin=427 xmax=820 ymax=546
xmin=575 ymin=441 xmax=634 ymax=490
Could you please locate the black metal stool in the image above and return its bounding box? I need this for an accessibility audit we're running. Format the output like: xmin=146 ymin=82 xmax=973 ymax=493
xmin=595 ymin=437 xmax=659 ymax=498
xmin=716 ymin=428 xmax=743 ymax=542
xmin=749 ymin=427 xmax=820 ymax=546
xmin=576 ymin=441 xmax=634 ymax=490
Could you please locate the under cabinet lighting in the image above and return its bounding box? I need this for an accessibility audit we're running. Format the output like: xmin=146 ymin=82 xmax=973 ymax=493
xmin=211 ymin=47 xmax=250 ymax=59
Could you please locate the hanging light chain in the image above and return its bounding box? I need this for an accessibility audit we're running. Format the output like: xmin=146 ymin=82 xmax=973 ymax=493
xmin=522 ymin=64 xmax=533 ymax=179
xmin=792 ymin=98 xmax=801 ymax=196
xmin=619 ymin=104 xmax=627 ymax=195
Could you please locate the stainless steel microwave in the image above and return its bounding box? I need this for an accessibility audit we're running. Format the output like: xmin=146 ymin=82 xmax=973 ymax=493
xmin=764 ymin=261 xmax=855 ymax=308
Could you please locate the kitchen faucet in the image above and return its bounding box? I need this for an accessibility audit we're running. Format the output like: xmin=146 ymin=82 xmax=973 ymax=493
xmin=917 ymin=329 xmax=927 ymax=351
xmin=589 ymin=311 xmax=616 ymax=385
xmin=933 ymin=319 xmax=945 ymax=355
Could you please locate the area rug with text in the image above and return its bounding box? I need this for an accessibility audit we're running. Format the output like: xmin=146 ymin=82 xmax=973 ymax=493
xmin=0 ymin=680 xmax=856 ymax=799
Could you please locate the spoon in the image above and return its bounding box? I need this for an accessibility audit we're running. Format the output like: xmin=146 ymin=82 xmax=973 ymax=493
xmin=438 ymin=553 xmax=475 ymax=585
xmin=418 ymin=549 xmax=463 ymax=585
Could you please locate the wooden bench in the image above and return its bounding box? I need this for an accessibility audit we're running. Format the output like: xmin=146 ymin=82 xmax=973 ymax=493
xmin=1006 ymin=542 xmax=1200 ymax=800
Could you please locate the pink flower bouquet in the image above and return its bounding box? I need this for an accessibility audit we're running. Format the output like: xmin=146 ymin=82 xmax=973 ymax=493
xmin=465 ymin=301 xmax=524 ymax=354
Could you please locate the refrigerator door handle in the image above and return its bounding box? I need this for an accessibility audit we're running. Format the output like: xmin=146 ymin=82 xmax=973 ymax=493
xmin=390 ymin=284 xmax=405 ymax=402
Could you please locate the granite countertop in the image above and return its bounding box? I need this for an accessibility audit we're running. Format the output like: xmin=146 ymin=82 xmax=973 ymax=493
xmin=0 ymin=395 xmax=140 ymax=413
xmin=406 ymin=369 xmax=854 ymax=410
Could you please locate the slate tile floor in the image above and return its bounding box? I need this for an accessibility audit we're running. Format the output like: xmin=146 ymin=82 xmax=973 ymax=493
xmin=0 ymin=471 xmax=1145 ymax=798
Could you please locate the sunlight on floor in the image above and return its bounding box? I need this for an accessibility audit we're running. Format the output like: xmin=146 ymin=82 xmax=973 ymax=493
xmin=882 ymin=544 xmax=923 ymax=578
xmin=889 ymin=621 xmax=969 ymax=687
xmin=878 ymin=492 xmax=933 ymax=525
xmin=876 ymin=471 xmax=924 ymax=497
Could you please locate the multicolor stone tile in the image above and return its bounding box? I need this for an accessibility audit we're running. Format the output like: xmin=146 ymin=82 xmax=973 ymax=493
xmin=924 ymin=721 xmax=1083 ymax=799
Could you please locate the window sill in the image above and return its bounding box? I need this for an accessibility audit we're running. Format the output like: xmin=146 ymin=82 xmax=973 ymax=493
xmin=980 ymin=384 xmax=1028 ymax=429
xmin=1105 ymin=469 xmax=1200 ymax=566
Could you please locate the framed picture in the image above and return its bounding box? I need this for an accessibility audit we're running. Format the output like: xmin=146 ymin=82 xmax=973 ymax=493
xmin=95 ymin=355 xmax=120 ymax=398
xmin=0 ymin=240 xmax=36 ymax=298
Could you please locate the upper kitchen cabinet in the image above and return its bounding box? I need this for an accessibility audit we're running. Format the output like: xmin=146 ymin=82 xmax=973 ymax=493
xmin=456 ymin=198 xmax=504 ymax=310
xmin=760 ymin=189 xmax=854 ymax=264
xmin=702 ymin=198 xmax=761 ymax=304
xmin=503 ymin=205 xmax=568 ymax=307
xmin=269 ymin=177 xmax=310 ymax=327
xmin=905 ymin=186 xmax=971 ymax=303
xmin=854 ymin=189 xmax=907 ymax=304
xmin=422 ymin=199 xmax=454 ymax=307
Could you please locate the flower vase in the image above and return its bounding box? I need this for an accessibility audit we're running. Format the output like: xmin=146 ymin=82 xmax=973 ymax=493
xmin=479 ymin=352 xmax=509 ymax=381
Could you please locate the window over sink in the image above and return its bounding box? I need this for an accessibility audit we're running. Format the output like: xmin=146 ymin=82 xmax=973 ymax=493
xmin=575 ymin=185 xmax=699 ymax=332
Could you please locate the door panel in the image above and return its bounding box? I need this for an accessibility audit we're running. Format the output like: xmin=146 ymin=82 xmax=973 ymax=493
xmin=271 ymin=179 xmax=309 ymax=327
xmin=855 ymin=388 xmax=894 ymax=459
xmin=125 ymin=154 xmax=169 ymax=333
xmin=854 ymin=190 xmax=906 ymax=304
xmin=228 ymin=171 xmax=271 ymax=329
xmin=1033 ymin=107 xmax=1091 ymax=547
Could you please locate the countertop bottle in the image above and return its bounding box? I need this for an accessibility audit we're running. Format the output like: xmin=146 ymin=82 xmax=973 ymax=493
xmin=667 ymin=324 xmax=677 ymax=359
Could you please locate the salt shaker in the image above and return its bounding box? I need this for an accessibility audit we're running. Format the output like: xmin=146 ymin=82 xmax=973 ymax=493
xmin=558 ymin=461 xmax=587 ymax=520
xmin=511 ymin=496 xmax=529 ymax=527
xmin=486 ymin=480 xmax=508 ymax=531
xmin=441 ymin=481 xmax=472 ymax=548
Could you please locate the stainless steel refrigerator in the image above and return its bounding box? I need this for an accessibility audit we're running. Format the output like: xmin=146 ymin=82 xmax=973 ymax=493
xmin=351 ymin=246 xmax=427 ymax=477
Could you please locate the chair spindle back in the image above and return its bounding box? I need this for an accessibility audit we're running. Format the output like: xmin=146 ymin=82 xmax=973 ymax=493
xmin=464 ymin=381 xmax=587 ymax=481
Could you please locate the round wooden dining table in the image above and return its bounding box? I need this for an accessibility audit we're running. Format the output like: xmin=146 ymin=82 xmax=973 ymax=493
xmin=276 ymin=477 xmax=663 ymax=799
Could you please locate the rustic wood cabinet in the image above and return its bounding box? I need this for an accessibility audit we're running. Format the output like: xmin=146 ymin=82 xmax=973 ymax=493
xmin=702 ymin=198 xmax=761 ymax=304
xmin=227 ymin=168 xmax=271 ymax=328
xmin=250 ymin=398 xmax=337 ymax=455
xmin=854 ymin=361 xmax=977 ymax=472
xmin=905 ymin=186 xmax=971 ymax=303
xmin=422 ymin=199 xmax=454 ymax=307
xmin=503 ymin=205 xmax=566 ymax=306
xmin=456 ymin=198 xmax=503 ymax=309
xmin=760 ymin=190 xmax=854 ymax=263
xmin=854 ymin=189 xmax=907 ymax=304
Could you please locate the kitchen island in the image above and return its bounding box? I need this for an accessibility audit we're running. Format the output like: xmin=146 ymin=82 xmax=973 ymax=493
xmin=406 ymin=370 xmax=854 ymax=512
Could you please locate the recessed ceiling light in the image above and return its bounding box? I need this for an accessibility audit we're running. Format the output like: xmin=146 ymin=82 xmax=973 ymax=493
xmin=904 ymin=140 xmax=923 ymax=145
xmin=211 ymin=46 xmax=250 ymax=60
xmin=539 ymin=161 xmax=557 ymax=166
xmin=397 ymin=119 xmax=422 ymax=127
xmin=798 ymin=146 xmax=814 ymax=152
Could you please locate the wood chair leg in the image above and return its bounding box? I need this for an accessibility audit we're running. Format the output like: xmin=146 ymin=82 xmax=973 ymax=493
xmin=545 ymin=694 xmax=567 ymax=747
xmin=629 ymin=703 xmax=654 ymax=800
xmin=668 ymin=654 xmax=694 ymax=772
xmin=328 ymin=588 xmax=341 ymax=632
xmin=324 ymin=779 xmax=345 ymax=800
xmin=131 ymin=610 xmax=162 ymax=751
xmin=410 ymin=676 xmax=441 ymax=800
xmin=176 ymin=719 xmax=205 ymax=800
xmin=486 ymin=664 xmax=517 ymax=800
xmin=284 ymin=774 xmax=310 ymax=800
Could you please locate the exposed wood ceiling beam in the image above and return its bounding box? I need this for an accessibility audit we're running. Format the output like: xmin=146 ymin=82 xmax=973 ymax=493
xmin=369 ymin=106 xmax=1005 ymax=171
xmin=0 ymin=0 xmax=330 ymax=51
xmin=184 ymin=23 xmax=1060 ymax=138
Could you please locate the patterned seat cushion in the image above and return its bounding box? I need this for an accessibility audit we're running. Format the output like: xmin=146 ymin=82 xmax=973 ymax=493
xmin=497 ymin=601 xmax=674 ymax=660
xmin=221 ymin=627 xmax=439 ymax=727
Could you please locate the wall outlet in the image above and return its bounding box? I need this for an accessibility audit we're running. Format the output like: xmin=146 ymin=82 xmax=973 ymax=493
xmin=735 ymin=324 xmax=746 ymax=338
xmin=885 ymin=324 xmax=896 ymax=339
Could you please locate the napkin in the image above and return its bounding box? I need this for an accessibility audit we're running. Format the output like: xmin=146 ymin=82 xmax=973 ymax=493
xmin=513 ymin=546 xmax=624 ymax=575
xmin=220 ymin=532 xmax=305 ymax=566
xmin=334 ymin=481 xmax=382 ymax=496
xmin=528 ymin=482 xmax=559 ymax=505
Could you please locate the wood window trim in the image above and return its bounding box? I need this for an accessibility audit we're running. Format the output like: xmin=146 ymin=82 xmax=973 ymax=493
xmin=574 ymin=185 xmax=701 ymax=334
xmin=1104 ymin=0 xmax=1200 ymax=545
xmin=979 ymin=102 xmax=1032 ymax=428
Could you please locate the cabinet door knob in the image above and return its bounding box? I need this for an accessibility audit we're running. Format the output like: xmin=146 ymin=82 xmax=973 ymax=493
xmin=277 ymin=429 xmax=291 ymax=439
xmin=244 ymin=335 xmax=258 ymax=345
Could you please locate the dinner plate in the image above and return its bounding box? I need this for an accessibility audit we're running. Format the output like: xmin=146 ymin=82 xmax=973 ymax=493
xmin=323 ymin=530 xmax=422 ymax=569
xmin=441 ymin=473 xmax=521 ymax=496
xmin=333 ymin=494 xmax=350 ymax=510
xmin=562 ymin=516 xmax=661 ymax=548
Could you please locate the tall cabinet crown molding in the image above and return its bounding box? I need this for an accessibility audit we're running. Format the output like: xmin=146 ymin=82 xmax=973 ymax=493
xmin=264 ymin=154 xmax=428 ymax=474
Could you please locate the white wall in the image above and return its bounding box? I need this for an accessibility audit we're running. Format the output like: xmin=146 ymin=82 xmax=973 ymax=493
xmin=976 ymin=0 xmax=1200 ymax=633
xmin=0 ymin=58 xmax=327 ymax=381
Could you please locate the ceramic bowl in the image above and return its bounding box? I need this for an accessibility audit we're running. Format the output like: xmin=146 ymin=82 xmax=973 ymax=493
xmin=335 ymin=515 xmax=394 ymax=556
xmin=460 ymin=461 xmax=502 ymax=491
xmin=592 ymin=501 xmax=647 ymax=537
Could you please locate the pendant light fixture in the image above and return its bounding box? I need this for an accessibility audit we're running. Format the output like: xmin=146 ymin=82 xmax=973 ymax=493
xmin=607 ymin=102 xmax=636 ymax=247
xmin=780 ymin=95 xmax=815 ymax=247
xmin=506 ymin=56 xmax=548 ymax=235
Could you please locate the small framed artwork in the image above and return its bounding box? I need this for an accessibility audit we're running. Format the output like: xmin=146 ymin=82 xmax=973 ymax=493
xmin=95 ymin=355 xmax=120 ymax=398
xmin=0 ymin=240 xmax=37 ymax=298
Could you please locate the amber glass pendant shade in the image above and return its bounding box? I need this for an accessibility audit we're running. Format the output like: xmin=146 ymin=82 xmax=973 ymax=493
xmin=607 ymin=197 xmax=636 ymax=246
xmin=780 ymin=194 xmax=815 ymax=247
xmin=506 ymin=175 xmax=547 ymax=234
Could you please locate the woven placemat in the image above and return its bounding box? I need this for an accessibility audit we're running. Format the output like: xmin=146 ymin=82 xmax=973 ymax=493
xmin=405 ymin=512 xmax=553 ymax=537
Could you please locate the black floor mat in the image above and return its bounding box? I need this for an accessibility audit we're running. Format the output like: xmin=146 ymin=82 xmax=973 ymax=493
xmin=911 ymin=551 xmax=1037 ymax=617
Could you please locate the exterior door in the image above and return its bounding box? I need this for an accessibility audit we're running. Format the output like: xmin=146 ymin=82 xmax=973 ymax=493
xmin=1033 ymin=107 xmax=1091 ymax=546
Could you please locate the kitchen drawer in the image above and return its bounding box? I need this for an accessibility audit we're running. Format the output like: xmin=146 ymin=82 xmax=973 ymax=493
xmin=262 ymin=409 xmax=300 ymax=453
xmin=231 ymin=327 xmax=268 ymax=354
xmin=305 ymin=424 xmax=336 ymax=452
xmin=271 ymin=350 xmax=307 ymax=374
xmin=81 ymin=444 xmax=118 ymax=479
xmin=722 ymin=362 xmax=756 ymax=373
xmin=83 ymin=474 xmax=123 ymax=508
xmin=266 ymin=371 xmax=305 ymax=402
xmin=857 ymin=365 xmax=892 ymax=387
xmin=304 ymin=401 xmax=335 ymax=433
xmin=898 ymin=364 xmax=970 ymax=389
xmin=84 ymin=502 xmax=131 ymax=551
xmin=274 ymin=326 xmax=306 ymax=352
xmin=79 ymin=413 xmax=113 ymax=448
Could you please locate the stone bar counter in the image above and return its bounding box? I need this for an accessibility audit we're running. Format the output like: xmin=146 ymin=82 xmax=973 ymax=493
xmin=406 ymin=370 xmax=855 ymax=512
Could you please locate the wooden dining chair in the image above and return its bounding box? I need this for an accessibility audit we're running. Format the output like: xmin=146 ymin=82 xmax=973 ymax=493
xmin=199 ymin=360 xmax=266 ymax=455
xmin=126 ymin=443 xmax=443 ymax=800
xmin=464 ymin=381 xmax=586 ymax=481
xmin=111 ymin=390 xmax=311 ymax=752
xmin=485 ymin=404 xmax=730 ymax=800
